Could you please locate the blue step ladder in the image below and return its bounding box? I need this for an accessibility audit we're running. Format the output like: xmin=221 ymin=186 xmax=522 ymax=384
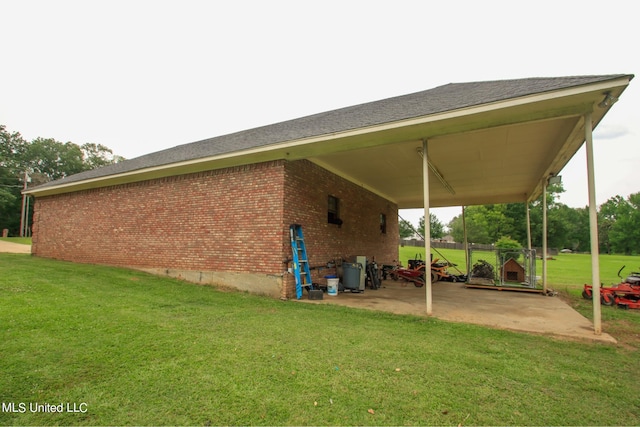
xmin=289 ymin=224 xmax=313 ymax=299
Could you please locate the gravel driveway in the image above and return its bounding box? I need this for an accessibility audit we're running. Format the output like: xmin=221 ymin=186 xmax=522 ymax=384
xmin=0 ymin=240 xmax=32 ymax=254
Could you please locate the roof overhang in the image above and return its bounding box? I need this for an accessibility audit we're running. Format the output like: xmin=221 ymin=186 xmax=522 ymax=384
xmin=302 ymin=76 xmax=632 ymax=208
xmin=27 ymin=75 xmax=633 ymax=209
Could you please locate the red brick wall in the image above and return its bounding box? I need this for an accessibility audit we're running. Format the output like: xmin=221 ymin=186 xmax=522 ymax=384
xmin=32 ymin=161 xmax=286 ymax=273
xmin=32 ymin=159 xmax=398 ymax=299
xmin=281 ymin=160 xmax=399 ymax=297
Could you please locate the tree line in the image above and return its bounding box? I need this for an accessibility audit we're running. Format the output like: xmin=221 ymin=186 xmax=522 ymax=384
xmin=400 ymin=184 xmax=640 ymax=255
xmin=1 ymin=124 xmax=124 ymax=235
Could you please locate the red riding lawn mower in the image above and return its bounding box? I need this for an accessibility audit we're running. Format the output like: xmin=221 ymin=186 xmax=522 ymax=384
xmin=582 ymin=266 xmax=640 ymax=309
xmin=390 ymin=254 xmax=466 ymax=288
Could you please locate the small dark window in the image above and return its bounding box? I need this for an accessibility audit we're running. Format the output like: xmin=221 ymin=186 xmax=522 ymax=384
xmin=328 ymin=196 xmax=342 ymax=225
xmin=380 ymin=213 xmax=387 ymax=234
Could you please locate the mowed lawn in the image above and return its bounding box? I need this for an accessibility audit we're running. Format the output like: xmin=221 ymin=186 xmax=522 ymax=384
xmin=0 ymin=237 xmax=32 ymax=245
xmin=1 ymin=253 xmax=639 ymax=426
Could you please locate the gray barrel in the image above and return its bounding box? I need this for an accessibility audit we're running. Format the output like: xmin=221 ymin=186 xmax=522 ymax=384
xmin=342 ymin=262 xmax=361 ymax=290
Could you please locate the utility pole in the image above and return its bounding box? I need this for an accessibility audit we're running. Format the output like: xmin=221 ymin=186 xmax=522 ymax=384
xmin=25 ymin=195 xmax=31 ymax=237
xmin=19 ymin=171 xmax=30 ymax=237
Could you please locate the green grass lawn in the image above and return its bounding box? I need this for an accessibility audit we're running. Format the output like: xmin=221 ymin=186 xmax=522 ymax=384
xmin=1 ymin=253 xmax=639 ymax=426
xmin=0 ymin=237 xmax=32 ymax=245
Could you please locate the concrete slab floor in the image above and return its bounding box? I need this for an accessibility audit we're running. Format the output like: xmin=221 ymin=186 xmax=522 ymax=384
xmin=300 ymin=279 xmax=617 ymax=344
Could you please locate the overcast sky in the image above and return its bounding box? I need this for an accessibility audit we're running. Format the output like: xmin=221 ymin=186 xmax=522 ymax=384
xmin=2 ymin=0 xmax=637 ymax=227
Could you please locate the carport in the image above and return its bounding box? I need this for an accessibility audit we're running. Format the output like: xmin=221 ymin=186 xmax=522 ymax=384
xmin=291 ymin=75 xmax=633 ymax=337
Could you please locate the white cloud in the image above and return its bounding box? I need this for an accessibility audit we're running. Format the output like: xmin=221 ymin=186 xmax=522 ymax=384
xmin=594 ymin=124 xmax=630 ymax=140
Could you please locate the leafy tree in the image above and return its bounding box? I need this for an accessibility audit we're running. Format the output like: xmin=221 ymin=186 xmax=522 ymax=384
xmin=445 ymin=184 xmax=640 ymax=254
xmin=599 ymin=196 xmax=625 ymax=253
xmin=502 ymin=202 xmax=528 ymax=245
xmin=0 ymin=170 xmax=20 ymax=234
xmin=620 ymin=192 xmax=640 ymax=254
xmin=484 ymin=204 xmax=517 ymax=243
xmin=449 ymin=206 xmax=491 ymax=244
xmin=547 ymin=204 xmax=573 ymax=248
xmin=446 ymin=183 xmax=599 ymax=250
xmin=0 ymin=125 xmax=27 ymax=168
xmin=430 ymin=214 xmax=445 ymax=239
xmin=417 ymin=213 xmax=445 ymax=240
xmin=25 ymin=138 xmax=86 ymax=181
xmin=602 ymin=193 xmax=640 ymax=255
xmin=0 ymin=126 xmax=27 ymax=234
xmin=0 ymin=124 xmax=124 ymax=235
xmin=399 ymin=219 xmax=414 ymax=239
xmin=81 ymin=143 xmax=125 ymax=169
xmin=495 ymin=236 xmax=522 ymax=262
xmin=566 ymin=206 xmax=591 ymax=252
xmin=526 ymin=182 xmax=571 ymax=248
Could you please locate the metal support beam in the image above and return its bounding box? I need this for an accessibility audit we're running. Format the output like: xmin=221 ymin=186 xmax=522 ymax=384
xmin=422 ymin=139 xmax=432 ymax=315
xmin=542 ymin=181 xmax=548 ymax=294
xmin=585 ymin=111 xmax=602 ymax=335
xmin=462 ymin=206 xmax=469 ymax=273
xmin=526 ymin=202 xmax=532 ymax=251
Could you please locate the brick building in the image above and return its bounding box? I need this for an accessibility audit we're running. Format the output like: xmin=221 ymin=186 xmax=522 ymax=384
xmin=27 ymin=75 xmax=632 ymax=302
xmin=31 ymin=158 xmax=398 ymax=299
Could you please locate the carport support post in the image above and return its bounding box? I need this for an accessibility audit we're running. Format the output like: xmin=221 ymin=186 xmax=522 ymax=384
xmin=542 ymin=181 xmax=548 ymax=294
xmin=422 ymin=139 xmax=432 ymax=315
xmin=526 ymin=202 xmax=532 ymax=251
xmin=462 ymin=206 xmax=469 ymax=273
xmin=585 ymin=111 xmax=602 ymax=335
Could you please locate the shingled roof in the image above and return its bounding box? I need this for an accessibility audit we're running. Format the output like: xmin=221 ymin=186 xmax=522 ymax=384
xmin=31 ymin=74 xmax=631 ymax=192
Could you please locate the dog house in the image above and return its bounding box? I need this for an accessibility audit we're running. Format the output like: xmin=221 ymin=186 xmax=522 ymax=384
xmin=501 ymin=258 xmax=526 ymax=283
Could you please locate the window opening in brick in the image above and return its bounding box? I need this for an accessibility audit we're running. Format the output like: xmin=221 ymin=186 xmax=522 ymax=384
xmin=380 ymin=213 xmax=387 ymax=234
xmin=328 ymin=195 xmax=342 ymax=225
